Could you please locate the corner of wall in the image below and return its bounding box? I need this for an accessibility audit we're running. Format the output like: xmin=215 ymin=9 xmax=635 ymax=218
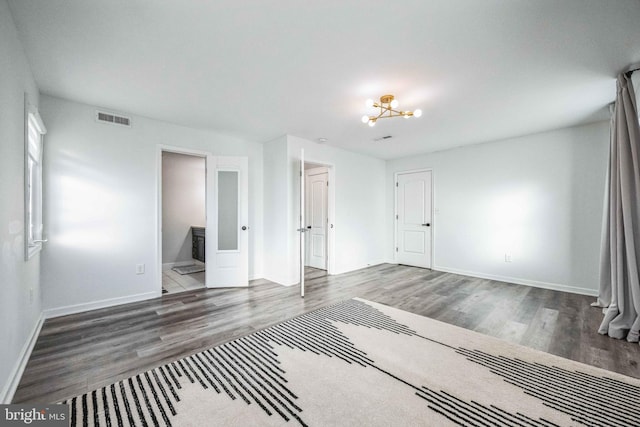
xmin=0 ymin=312 xmax=45 ymax=404
xmin=0 ymin=0 xmax=46 ymax=403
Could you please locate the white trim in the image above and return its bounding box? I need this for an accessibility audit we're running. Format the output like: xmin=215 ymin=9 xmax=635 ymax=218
xmin=24 ymin=96 xmax=46 ymax=261
xmin=433 ymin=265 xmax=598 ymax=296
xmin=300 ymin=149 xmax=304 ymax=297
xmin=393 ymin=168 xmax=434 ymax=269
xmin=263 ymin=274 xmax=298 ymax=287
xmin=1 ymin=312 xmax=45 ymax=404
xmin=327 ymin=166 xmax=336 ymax=275
xmin=332 ymin=260 xmax=385 ymax=276
xmin=29 ymin=109 xmax=47 ymax=134
xmin=249 ymin=272 xmax=263 ymax=281
xmin=44 ymin=291 xmax=158 ymax=319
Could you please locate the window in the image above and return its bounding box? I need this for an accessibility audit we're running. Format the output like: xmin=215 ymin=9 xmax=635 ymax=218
xmin=25 ymin=107 xmax=47 ymax=260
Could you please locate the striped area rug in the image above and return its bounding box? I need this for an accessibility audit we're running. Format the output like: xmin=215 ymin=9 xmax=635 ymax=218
xmin=62 ymin=298 xmax=640 ymax=426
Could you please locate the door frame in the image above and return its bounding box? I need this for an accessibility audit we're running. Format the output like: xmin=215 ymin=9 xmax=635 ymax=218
xmin=393 ymin=168 xmax=434 ymax=268
xmin=156 ymin=144 xmax=212 ymax=295
xmin=302 ymin=158 xmax=336 ymax=276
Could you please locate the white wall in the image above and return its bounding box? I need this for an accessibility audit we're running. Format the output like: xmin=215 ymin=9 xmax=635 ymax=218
xmin=40 ymin=95 xmax=264 ymax=315
xmin=263 ymin=135 xmax=386 ymax=286
xmin=288 ymin=136 xmax=387 ymax=279
xmin=262 ymin=136 xmax=293 ymax=284
xmin=0 ymin=0 xmax=43 ymax=402
xmin=386 ymin=121 xmax=609 ymax=295
xmin=161 ymin=152 xmax=205 ymax=266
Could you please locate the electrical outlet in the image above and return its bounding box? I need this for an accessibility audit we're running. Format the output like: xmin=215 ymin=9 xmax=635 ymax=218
xmin=136 ymin=264 xmax=145 ymax=275
xmin=504 ymin=254 xmax=512 ymax=263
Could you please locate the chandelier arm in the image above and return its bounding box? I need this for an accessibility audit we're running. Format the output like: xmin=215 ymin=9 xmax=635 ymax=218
xmin=372 ymin=108 xmax=387 ymax=120
xmin=375 ymin=110 xmax=415 ymax=120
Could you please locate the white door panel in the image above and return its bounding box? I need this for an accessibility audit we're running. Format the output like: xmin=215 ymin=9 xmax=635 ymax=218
xmin=305 ymin=168 xmax=328 ymax=270
xmin=312 ymin=234 xmax=324 ymax=257
xmin=403 ymin=231 xmax=426 ymax=253
xmin=299 ymin=150 xmax=305 ymax=297
xmin=404 ymin=180 xmax=425 ymax=224
xmin=396 ymin=170 xmax=432 ymax=268
xmin=206 ymin=156 xmax=249 ymax=287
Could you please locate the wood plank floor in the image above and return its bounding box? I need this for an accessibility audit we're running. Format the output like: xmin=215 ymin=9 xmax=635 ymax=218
xmin=13 ymin=264 xmax=640 ymax=403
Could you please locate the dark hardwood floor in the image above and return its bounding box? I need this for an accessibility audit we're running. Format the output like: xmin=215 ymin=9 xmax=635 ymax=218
xmin=13 ymin=264 xmax=640 ymax=403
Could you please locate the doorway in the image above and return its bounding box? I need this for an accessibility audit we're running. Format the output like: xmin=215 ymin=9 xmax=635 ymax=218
xmin=299 ymin=158 xmax=335 ymax=297
xmin=157 ymin=147 xmax=250 ymax=295
xmin=161 ymin=151 xmax=206 ymax=294
xmin=305 ymin=165 xmax=329 ymax=272
xmin=395 ymin=169 xmax=433 ymax=269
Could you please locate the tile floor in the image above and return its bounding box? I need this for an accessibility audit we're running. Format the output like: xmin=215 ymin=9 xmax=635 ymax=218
xmin=162 ymin=263 xmax=205 ymax=294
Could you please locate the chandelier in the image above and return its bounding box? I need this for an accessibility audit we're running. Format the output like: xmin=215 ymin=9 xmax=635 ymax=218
xmin=361 ymin=94 xmax=422 ymax=127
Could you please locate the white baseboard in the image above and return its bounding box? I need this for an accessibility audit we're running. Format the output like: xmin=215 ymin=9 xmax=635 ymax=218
xmin=44 ymin=291 xmax=158 ymax=319
xmin=263 ymin=273 xmax=298 ymax=287
xmin=333 ymin=260 xmax=386 ymax=276
xmin=1 ymin=312 xmax=45 ymax=404
xmin=433 ymin=265 xmax=598 ymax=296
xmin=265 ymin=260 xmax=386 ymax=285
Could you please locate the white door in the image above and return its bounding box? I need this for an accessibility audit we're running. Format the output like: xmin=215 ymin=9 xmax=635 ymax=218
xmin=396 ymin=170 xmax=432 ymax=268
xmin=206 ymin=156 xmax=249 ymax=287
xmin=298 ymin=150 xmax=305 ymax=297
xmin=305 ymin=168 xmax=328 ymax=270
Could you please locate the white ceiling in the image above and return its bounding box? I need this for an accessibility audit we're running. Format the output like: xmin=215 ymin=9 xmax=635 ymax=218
xmin=8 ymin=0 xmax=640 ymax=159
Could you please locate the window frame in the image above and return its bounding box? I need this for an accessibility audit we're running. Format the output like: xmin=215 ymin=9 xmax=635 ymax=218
xmin=24 ymin=99 xmax=47 ymax=260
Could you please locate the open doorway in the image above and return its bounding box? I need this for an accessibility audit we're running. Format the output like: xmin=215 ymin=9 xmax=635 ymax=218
xmin=303 ymin=162 xmax=331 ymax=280
xmin=161 ymin=151 xmax=206 ymax=294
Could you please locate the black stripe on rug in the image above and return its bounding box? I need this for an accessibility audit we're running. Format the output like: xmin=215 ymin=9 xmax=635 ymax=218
xmin=61 ymin=299 xmax=640 ymax=427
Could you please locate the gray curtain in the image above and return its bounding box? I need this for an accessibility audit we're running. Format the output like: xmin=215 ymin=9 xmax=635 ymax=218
xmin=596 ymin=72 xmax=640 ymax=343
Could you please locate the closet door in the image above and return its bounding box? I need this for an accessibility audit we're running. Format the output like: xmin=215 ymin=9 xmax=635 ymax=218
xmin=396 ymin=170 xmax=432 ymax=269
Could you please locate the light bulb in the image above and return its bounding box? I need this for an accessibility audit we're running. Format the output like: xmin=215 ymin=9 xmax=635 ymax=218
xmin=413 ymin=109 xmax=422 ymax=118
xmin=361 ymin=115 xmax=370 ymax=123
xmin=390 ymin=99 xmax=399 ymax=109
xmin=368 ymin=119 xmax=376 ymax=127
xmin=365 ymin=98 xmax=374 ymax=108
xmin=403 ymin=113 xmax=410 ymax=119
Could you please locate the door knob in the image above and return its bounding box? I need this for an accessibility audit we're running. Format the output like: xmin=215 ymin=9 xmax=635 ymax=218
xmin=241 ymin=226 xmax=248 ymax=230
xmin=422 ymin=223 xmax=431 ymax=227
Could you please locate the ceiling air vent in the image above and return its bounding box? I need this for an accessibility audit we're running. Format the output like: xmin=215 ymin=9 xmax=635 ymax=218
xmin=95 ymin=110 xmax=131 ymax=127
xmin=373 ymin=135 xmax=393 ymax=142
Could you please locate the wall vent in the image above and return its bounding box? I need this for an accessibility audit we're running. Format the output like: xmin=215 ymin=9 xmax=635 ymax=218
xmin=373 ymin=135 xmax=393 ymax=142
xmin=95 ymin=110 xmax=131 ymax=127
